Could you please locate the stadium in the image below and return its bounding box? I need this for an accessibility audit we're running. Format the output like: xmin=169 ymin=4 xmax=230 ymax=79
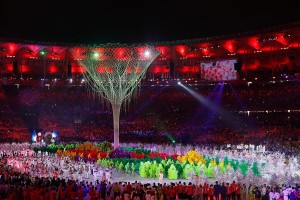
xmin=0 ymin=15 xmax=300 ymax=200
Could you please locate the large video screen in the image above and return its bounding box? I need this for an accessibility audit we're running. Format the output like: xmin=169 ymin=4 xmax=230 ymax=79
xmin=200 ymin=59 xmax=237 ymax=81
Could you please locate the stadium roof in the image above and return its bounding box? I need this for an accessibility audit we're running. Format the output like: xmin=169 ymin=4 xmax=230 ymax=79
xmin=1 ymin=1 xmax=300 ymax=44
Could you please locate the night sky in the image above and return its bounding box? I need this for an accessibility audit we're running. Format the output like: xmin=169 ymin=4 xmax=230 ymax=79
xmin=1 ymin=1 xmax=299 ymax=44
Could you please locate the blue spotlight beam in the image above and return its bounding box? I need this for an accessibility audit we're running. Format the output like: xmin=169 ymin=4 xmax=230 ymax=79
xmin=203 ymin=82 xmax=225 ymax=128
xmin=179 ymin=82 xmax=251 ymax=129
xmin=208 ymin=83 xmax=220 ymax=99
xmin=228 ymin=82 xmax=246 ymax=110
xmin=188 ymin=82 xmax=221 ymax=124
xmin=180 ymin=83 xmax=219 ymax=113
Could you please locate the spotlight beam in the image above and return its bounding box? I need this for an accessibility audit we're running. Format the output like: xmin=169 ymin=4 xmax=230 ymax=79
xmin=179 ymin=83 xmax=248 ymax=129
xmin=228 ymin=82 xmax=246 ymax=110
xmin=179 ymin=83 xmax=219 ymax=113
xmin=203 ymin=82 xmax=225 ymax=127
xmin=188 ymin=82 xmax=221 ymax=124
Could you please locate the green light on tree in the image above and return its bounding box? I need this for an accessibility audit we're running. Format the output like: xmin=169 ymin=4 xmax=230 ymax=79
xmin=40 ymin=50 xmax=47 ymax=55
xmin=92 ymin=52 xmax=100 ymax=58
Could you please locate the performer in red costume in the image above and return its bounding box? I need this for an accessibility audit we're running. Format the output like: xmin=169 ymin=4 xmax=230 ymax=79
xmin=36 ymin=132 xmax=42 ymax=142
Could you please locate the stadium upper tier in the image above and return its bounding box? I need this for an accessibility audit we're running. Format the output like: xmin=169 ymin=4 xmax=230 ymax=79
xmin=1 ymin=21 xmax=300 ymax=82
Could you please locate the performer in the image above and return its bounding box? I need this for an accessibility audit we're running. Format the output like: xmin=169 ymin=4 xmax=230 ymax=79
xmin=53 ymin=169 xmax=58 ymax=179
xmin=158 ymin=171 xmax=163 ymax=184
xmin=93 ymin=167 xmax=98 ymax=181
xmin=101 ymin=172 xmax=106 ymax=182
xmin=98 ymin=167 xmax=103 ymax=181
xmin=36 ymin=132 xmax=43 ymax=143
xmin=87 ymin=162 xmax=93 ymax=175
xmin=24 ymin=161 xmax=29 ymax=174
xmin=106 ymin=170 xmax=112 ymax=183
xmin=85 ymin=166 xmax=89 ymax=179
xmin=78 ymin=170 xmax=83 ymax=182
xmin=194 ymin=175 xmax=200 ymax=186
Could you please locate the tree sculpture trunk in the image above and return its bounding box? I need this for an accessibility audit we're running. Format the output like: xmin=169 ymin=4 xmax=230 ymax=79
xmin=112 ymin=103 xmax=121 ymax=149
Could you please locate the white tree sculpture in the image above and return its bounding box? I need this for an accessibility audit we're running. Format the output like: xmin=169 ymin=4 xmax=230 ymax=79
xmin=71 ymin=45 xmax=160 ymax=149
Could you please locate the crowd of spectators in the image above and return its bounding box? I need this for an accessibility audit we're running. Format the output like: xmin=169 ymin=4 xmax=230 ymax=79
xmin=0 ymin=80 xmax=299 ymax=152
xmin=0 ymin=162 xmax=300 ymax=200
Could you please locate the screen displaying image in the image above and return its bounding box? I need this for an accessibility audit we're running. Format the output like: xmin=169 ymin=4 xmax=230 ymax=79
xmin=200 ymin=59 xmax=237 ymax=81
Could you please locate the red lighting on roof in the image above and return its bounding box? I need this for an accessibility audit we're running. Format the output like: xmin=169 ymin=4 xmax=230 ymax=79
xmin=9 ymin=43 xmax=17 ymax=53
xmin=223 ymin=40 xmax=236 ymax=53
xmin=49 ymin=65 xmax=58 ymax=74
xmin=175 ymin=45 xmax=188 ymax=56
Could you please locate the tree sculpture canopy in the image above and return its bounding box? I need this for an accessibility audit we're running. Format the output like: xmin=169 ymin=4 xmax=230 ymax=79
xmin=71 ymin=44 xmax=160 ymax=149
